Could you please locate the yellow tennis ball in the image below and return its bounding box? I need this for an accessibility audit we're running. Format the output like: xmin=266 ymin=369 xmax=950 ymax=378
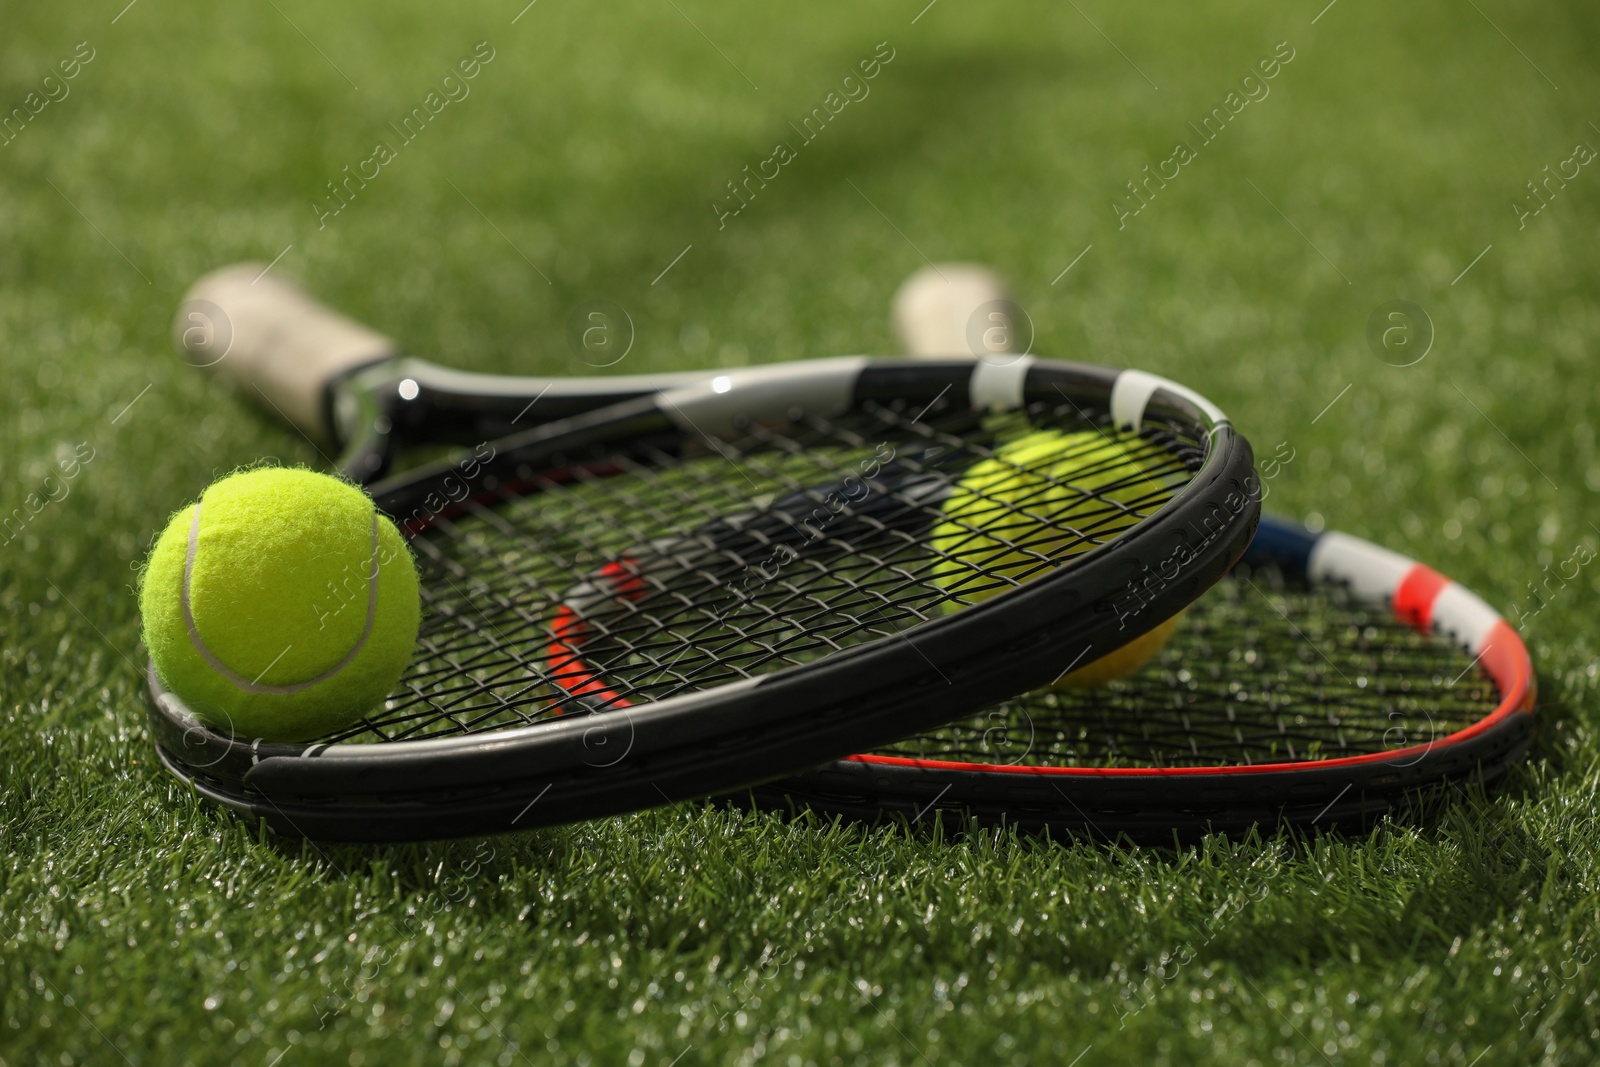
xmin=933 ymin=428 xmax=1163 ymax=597
xmin=1051 ymin=610 xmax=1182 ymax=689
xmin=139 ymin=467 xmax=421 ymax=741
xmin=932 ymin=428 xmax=1182 ymax=686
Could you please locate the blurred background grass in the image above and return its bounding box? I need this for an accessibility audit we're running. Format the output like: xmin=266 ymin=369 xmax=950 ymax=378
xmin=3 ymin=0 xmax=1598 ymax=1064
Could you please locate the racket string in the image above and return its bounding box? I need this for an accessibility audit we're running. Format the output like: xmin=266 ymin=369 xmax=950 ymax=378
xmin=318 ymin=402 xmax=1201 ymax=743
xmin=877 ymin=573 xmax=1501 ymax=768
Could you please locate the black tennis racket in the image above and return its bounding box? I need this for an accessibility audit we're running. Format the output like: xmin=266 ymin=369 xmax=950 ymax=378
xmin=747 ymin=514 xmax=1536 ymax=842
xmin=148 ymin=264 xmax=1258 ymax=840
xmin=743 ymin=270 xmax=1540 ymax=841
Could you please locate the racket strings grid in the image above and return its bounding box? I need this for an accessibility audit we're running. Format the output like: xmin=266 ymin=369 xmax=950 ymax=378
xmin=329 ymin=400 xmax=1203 ymax=744
xmin=748 ymin=515 xmax=1536 ymax=841
xmin=875 ymin=573 xmax=1501 ymax=770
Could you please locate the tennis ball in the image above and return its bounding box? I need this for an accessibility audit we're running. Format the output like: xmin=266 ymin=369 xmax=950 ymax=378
xmin=1051 ymin=611 xmax=1183 ymax=689
xmin=932 ymin=428 xmax=1166 ymax=597
xmin=139 ymin=467 xmax=420 ymax=741
xmin=932 ymin=428 xmax=1182 ymax=686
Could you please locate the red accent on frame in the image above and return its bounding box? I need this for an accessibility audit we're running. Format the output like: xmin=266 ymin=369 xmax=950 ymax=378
xmin=1393 ymin=563 xmax=1448 ymax=632
xmin=1477 ymin=620 xmax=1537 ymax=716
xmin=848 ymin=597 xmax=1537 ymax=779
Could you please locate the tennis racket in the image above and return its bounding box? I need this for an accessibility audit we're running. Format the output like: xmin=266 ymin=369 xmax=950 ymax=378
xmin=744 ymin=513 xmax=1538 ymax=842
xmin=742 ymin=268 xmax=1537 ymax=840
xmin=147 ymin=264 xmax=1258 ymax=841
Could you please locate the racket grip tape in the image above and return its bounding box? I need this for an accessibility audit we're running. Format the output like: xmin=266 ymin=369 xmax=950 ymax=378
xmin=893 ymin=263 xmax=1018 ymax=358
xmin=173 ymin=264 xmax=399 ymax=443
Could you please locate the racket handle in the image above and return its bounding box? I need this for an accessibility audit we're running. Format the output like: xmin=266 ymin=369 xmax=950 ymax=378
xmin=893 ymin=263 xmax=1019 ymax=358
xmin=173 ymin=264 xmax=399 ymax=443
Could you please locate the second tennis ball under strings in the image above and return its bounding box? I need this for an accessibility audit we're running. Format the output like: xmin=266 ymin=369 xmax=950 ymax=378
xmin=932 ymin=428 xmax=1184 ymax=688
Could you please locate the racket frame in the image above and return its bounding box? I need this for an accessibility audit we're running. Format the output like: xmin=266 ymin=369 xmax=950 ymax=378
xmin=743 ymin=515 xmax=1538 ymax=841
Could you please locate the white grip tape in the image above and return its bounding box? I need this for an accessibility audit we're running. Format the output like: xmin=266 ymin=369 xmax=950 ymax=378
xmin=893 ymin=263 xmax=1017 ymax=358
xmin=175 ymin=264 xmax=398 ymax=443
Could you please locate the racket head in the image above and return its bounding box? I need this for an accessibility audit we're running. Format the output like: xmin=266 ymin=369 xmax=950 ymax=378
xmin=741 ymin=515 xmax=1537 ymax=842
xmin=145 ymin=355 xmax=1257 ymax=841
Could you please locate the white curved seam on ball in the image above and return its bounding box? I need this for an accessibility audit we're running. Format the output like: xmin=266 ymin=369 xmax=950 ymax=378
xmin=182 ymin=503 xmax=382 ymax=695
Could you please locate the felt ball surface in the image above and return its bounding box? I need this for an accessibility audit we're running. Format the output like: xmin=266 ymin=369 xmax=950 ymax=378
xmin=139 ymin=467 xmax=420 ymax=741
xmin=931 ymin=428 xmax=1184 ymax=685
xmin=932 ymin=429 xmax=1164 ymax=597
xmin=1050 ymin=611 xmax=1184 ymax=689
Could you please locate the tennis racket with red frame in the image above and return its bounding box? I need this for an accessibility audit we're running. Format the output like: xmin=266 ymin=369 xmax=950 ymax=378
xmin=745 ymin=512 xmax=1537 ymax=841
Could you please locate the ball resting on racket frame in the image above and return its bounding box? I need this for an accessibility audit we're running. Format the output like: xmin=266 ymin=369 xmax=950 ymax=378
xmin=149 ymin=266 xmax=1259 ymax=840
xmin=738 ymin=515 xmax=1537 ymax=843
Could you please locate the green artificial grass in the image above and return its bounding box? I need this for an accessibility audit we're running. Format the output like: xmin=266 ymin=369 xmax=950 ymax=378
xmin=4 ymin=0 xmax=1599 ymax=1062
